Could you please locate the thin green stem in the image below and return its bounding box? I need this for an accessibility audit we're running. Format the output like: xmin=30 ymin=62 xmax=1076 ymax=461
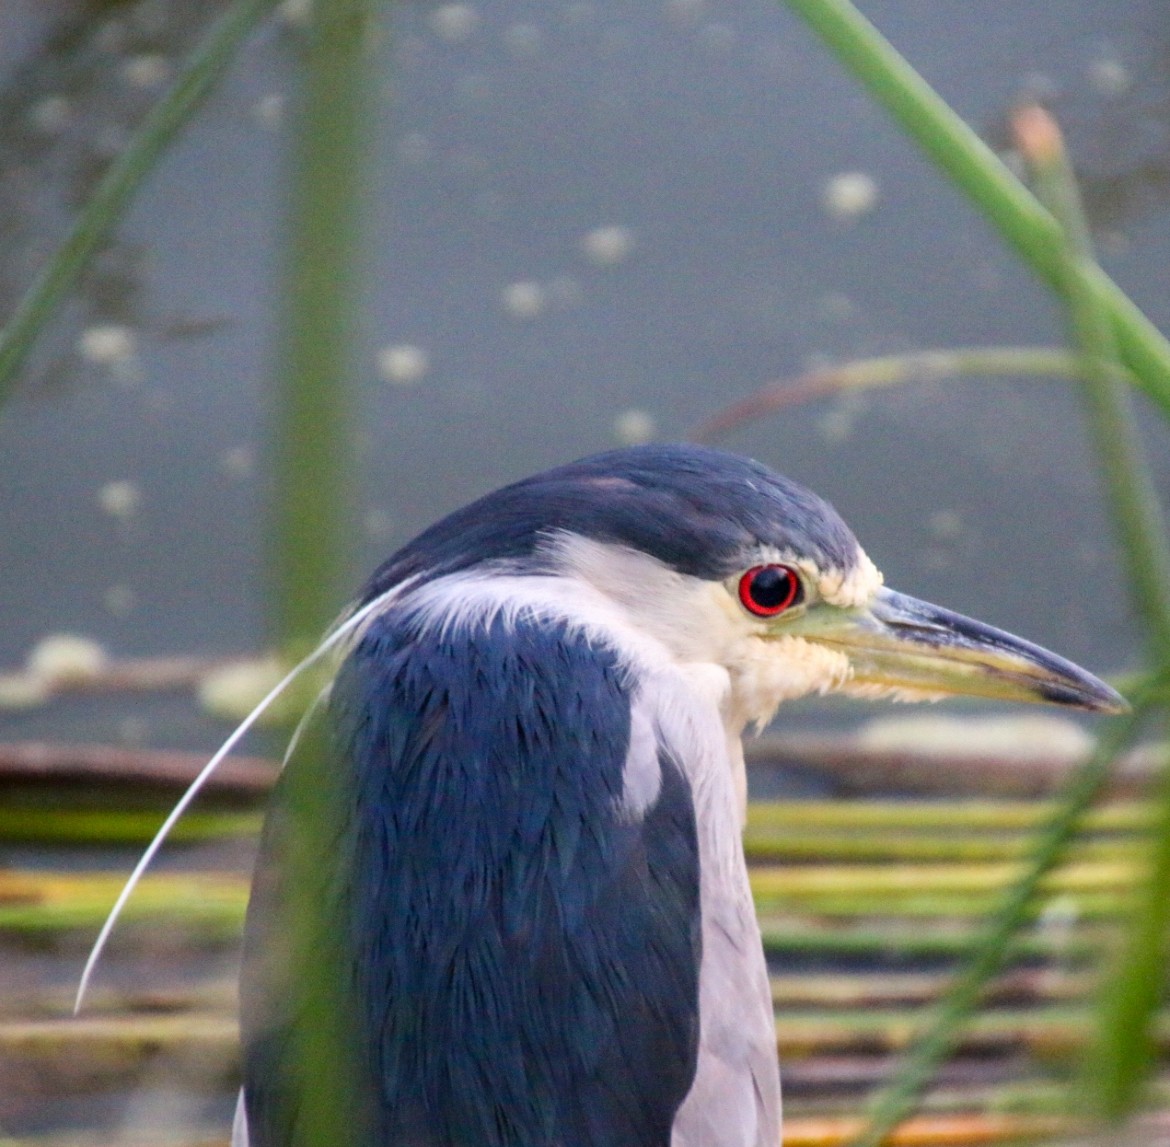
xmin=268 ymin=2 xmax=376 ymax=1145
xmin=1014 ymin=117 xmax=1170 ymax=1128
xmin=270 ymin=0 xmax=372 ymax=654
xmin=848 ymin=681 xmax=1160 ymax=1147
xmin=692 ymin=345 xmax=1137 ymax=441
xmin=278 ymin=715 xmax=369 ymax=1147
xmin=1087 ymin=739 xmax=1170 ymax=1119
xmin=1021 ymin=107 xmax=1170 ymax=653
xmin=0 ymin=0 xmax=281 ymax=411
xmin=1014 ymin=107 xmax=1170 ymax=1122
xmin=779 ymin=0 xmax=1170 ymax=417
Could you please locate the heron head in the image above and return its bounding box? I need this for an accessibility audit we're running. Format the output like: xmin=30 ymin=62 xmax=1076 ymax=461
xmin=363 ymin=443 xmax=1125 ymax=734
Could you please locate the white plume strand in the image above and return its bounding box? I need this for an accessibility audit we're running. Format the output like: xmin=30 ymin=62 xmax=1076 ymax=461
xmin=73 ymin=592 xmax=391 ymax=1014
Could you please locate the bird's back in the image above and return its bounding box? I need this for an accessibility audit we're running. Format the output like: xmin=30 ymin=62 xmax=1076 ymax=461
xmin=238 ymin=594 xmax=716 ymax=1146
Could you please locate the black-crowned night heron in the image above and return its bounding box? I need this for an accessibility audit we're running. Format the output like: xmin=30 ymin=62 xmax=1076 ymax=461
xmin=232 ymin=443 xmax=1123 ymax=1147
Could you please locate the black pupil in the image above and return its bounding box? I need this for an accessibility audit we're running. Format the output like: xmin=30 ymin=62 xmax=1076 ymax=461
xmin=751 ymin=566 xmax=794 ymax=610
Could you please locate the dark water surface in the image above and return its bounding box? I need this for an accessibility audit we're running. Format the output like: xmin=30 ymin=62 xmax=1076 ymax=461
xmin=0 ymin=0 xmax=1168 ymax=1136
xmin=2 ymin=0 xmax=1167 ymax=709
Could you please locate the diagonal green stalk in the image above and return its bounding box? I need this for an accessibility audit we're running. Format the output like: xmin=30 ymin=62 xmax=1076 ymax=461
xmin=779 ymin=0 xmax=1170 ymax=417
xmin=848 ymin=102 xmax=1170 ymax=1147
xmin=1015 ymin=103 xmax=1170 ymax=1123
xmin=1018 ymin=106 xmax=1170 ymax=653
xmin=0 ymin=0 xmax=282 ymax=412
xmin=769 ymin=7 xmax=1170 ymax=1138
xmin=1087 ymin=739 xmax=1170 ymax=1120
xmin=847 ymin=683 xmax=1161 ymax=1147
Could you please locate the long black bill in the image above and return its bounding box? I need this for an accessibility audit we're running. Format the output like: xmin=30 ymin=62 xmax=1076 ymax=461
xmin=799 ymin=587 xmax=1128 ymax=713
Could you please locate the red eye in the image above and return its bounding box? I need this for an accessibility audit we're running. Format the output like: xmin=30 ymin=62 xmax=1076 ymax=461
xmin=738 ymin=564 xmax=803 ymax=617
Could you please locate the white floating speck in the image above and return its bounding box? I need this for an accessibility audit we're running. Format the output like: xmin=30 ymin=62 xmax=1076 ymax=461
xmin=27 ymin=633 xmax=108 ymax=685
xmin=696 ymin=22 xmax=736 ymax=54
xmin=98 ymin=479 xmax=142 ymax=521
xmin=28 ymin=94 xmax=72 ymax=135
xmin=79 ymin=323 xmax=136 ymax=365
xmin=823 ymin=171 xmax=879 ymax=222
xmin=816 ymin=392 xmax=866 ymax=444
xmin=430 ymin=4 xmax=479 ymax=42
xmin=119 ymin=716 xmax=149 ymax=745
xmin=613 ymin=408 xmax=656 ymax=445
xmin=1088 ymin=55 xmax=1130 ymax=97
xmin=378 ymin=343 xmax=431 ymax=386
xmin=104 ymin=584 xmax=136 ymax=617
xmin=198 ymin=656 xmax=287 ymax=723
xmin=502 ymin=281 xmax=546 ymax=319
xmin=397 ymin=131 xmax=434 ymax=166
xmin=504 ymin=22 xmax=542 ymax=56
xmin=122 ymin=53 xmax=171 ymax=89
xmin=252 ymin=93 xmax=285 ymax=129
xmin=817 ymin=407 xmax=853 ymax=444
xmin=219 ymin=444 xmax=255 ymax=479
xmin=0 ymin=674 xmax=49 ymax=709
xmin=364 ymin=507 xmax=394 ymax=541
xmin=277 ymin=0 xmax=313 ymax=27
xmin=818 ymin=291 xmax=856 ymax=321
xmin=582 ymin=224 xmax=635 ymax=266
xmin=927 ymin=509 xmax=962 ymax=540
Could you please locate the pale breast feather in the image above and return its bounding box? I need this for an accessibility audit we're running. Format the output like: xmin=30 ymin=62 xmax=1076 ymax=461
xmin=641 ymin=667 xmax=782 ymax=1147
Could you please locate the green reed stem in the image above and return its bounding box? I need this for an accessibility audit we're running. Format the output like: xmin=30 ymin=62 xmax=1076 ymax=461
xmin=1014 ymin=104 xmax=1170 ymax=1123
xmin=848 ymin=681 xmax=1160 ymax=1147
xmin=1087 ymin=742 xmax=1170 ymax=1120
xmin=1018 ymin=106 xmax=1170 ymax=653
xmin=269 ymin=2 xmax=376 ymax=1145
xmin=0 ymin=0 xmax=281 ymax=412
xmin=692 ymin=346 xmax=1138 ymax=441
xmin=779 ymin=0 xmax=1170 ymax=417
xmin=270 ymin=0 xmax=372 ymax=653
